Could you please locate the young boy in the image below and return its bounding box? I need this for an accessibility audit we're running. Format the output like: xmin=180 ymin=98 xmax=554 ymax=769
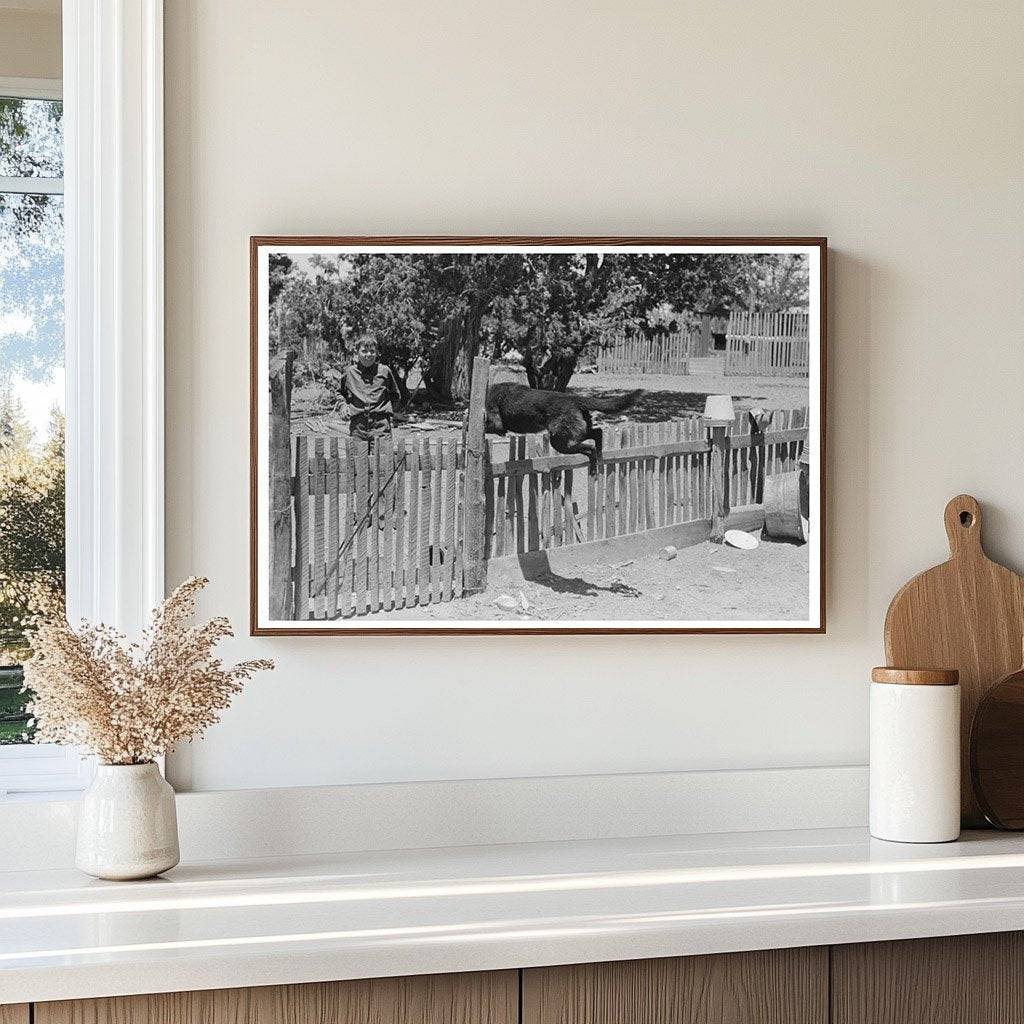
xmin=340 ymin=334 xmax=403 ymax=448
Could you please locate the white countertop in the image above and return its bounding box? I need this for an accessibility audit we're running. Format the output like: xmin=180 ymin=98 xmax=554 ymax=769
xmin=4 ymin=826 xmax=1024 ymax=1004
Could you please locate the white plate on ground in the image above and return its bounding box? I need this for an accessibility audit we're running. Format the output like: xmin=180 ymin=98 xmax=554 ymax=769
xmin=724 ymin=529 xmax=759 ymax=550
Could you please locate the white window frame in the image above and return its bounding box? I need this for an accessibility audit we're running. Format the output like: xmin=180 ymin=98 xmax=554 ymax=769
xmin=0 ymin=77 xmax=61 ymax=101
xmin=0 ymin=0 xmax=165 ymax=799
xmin=0 ymin=77 xmax=64 ymax=192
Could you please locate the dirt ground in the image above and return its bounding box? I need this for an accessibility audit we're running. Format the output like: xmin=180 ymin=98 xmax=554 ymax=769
xmin=365 ymin=533 xmax=811 ymax=624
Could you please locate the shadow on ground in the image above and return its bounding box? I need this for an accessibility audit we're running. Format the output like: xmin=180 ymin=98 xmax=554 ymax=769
xmin=519 ymin=556 xmax=642 ymax=599
xmin=571 ymin=387 xmax=764 ymax=422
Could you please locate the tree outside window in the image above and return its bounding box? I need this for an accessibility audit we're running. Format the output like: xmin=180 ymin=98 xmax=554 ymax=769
xmin=0 ymin=94 xmax=65 ymax=745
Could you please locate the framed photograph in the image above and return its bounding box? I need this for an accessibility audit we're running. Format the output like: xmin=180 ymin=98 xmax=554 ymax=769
xmin=250 ymin=237 xmax=826 ymax=635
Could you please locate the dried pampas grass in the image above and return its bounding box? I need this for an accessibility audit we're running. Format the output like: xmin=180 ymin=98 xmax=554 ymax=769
xmin=23 ymin=576 xmax=273 ymax=765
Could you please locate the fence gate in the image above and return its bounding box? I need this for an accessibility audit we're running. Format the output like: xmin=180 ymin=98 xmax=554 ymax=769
xmin=290 ymin=436 xmax=465 ymax=619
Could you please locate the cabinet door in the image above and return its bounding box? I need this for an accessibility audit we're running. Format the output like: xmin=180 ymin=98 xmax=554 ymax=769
xmin=35 ymin=971 xmax=517 ymax=1024
xmin=0 ymin=1007 xmax=29 ymax=1024
xmin=832 ymin=932 xmax=1024 ymax=1024
xmin=523 ymin=948 xmax=828 ymax=1024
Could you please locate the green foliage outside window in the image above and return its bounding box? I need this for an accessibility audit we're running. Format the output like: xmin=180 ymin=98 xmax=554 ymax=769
xmin=1 ymin=95 xmax=65 ymax=745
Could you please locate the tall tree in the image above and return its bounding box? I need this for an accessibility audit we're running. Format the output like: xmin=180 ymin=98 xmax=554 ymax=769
xmin=267 ymin=253 xmax=293 ymax=308
xmin=739 ymin=253 xmax=809 ymax=311
xmin=0 ymin=399 xmax=64 ymax=664
xmin=513 ymin=253 xmax=643 ymax=391
xmin=344 ymin=254 xmax=441 ymax=400
xmin=344 ymin=253 xmax=528 ymax=403
xmin=268 ymin=250 xmax=811 ymax=404
xmin=636 ymin=252 xmax=809 ymax=314
xmin=269 ymin=256 xmax=346 ymax=387
xmin=421 ymin=254 xmax=528 ymax=401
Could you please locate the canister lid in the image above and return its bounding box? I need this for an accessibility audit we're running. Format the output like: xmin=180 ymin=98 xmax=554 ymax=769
xmin=871 ymin=667 xmax=959 ymax=686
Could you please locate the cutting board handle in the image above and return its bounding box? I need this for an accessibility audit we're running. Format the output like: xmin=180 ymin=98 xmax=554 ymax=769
xmin=944 ymin=494 xmax=983 ymax=558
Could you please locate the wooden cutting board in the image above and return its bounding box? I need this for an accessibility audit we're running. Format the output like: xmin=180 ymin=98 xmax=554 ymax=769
xmin=884 ymin=494 xmax=1024 ymax=826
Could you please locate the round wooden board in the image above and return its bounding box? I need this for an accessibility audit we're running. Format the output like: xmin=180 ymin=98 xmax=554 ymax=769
xmin=971 ymin=665 xmax=1024 ymax=829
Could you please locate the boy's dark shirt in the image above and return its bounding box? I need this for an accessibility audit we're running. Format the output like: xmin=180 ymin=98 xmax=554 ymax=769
xmin=341 ymin=362 xmax=402 ymax=416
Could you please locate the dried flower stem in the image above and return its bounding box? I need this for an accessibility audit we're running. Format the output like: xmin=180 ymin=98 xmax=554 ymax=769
xmin=23 ymin=577 xmax=273 ymax=765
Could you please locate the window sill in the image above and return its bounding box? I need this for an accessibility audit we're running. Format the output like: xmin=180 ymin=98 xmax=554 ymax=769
xmin=0 ymin=744 xmax=93 ymax=799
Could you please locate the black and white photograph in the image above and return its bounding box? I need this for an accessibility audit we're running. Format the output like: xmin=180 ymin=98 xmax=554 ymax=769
xmin=251 ymin=238 xmax=824 ymax=634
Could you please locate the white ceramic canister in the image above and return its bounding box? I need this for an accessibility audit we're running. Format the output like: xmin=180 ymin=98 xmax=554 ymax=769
xmin=76 ymin=762 xmax=180 ymax=880
xmin=870 ymin=667 xmax=960 ymax=843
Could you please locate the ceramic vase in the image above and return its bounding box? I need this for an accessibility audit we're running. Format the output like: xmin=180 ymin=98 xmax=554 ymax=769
xmin=76 ymin=762 xmax=180 ymax=880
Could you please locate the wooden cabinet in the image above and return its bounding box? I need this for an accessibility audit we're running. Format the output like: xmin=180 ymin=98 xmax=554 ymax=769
xmin=522 ymin=948 xmax=828 ymax=1024
xmin=832 ymin=932 xmax=1024 ymax=1024
xmin=520 ymin=934 xmax=1024 ymax=1024
xmin=34 ymin=971 xmax=517 ymax=1024
xmin=22 ymin=932 xmax=1024 ymax=1024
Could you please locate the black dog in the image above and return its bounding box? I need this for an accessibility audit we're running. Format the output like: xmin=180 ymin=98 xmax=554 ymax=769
xmin=485 ymin=383 xmax=642 ymax=473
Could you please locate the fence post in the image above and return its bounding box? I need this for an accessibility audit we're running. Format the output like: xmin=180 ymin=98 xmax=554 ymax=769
xmin=709 ymin=425 xmax=731 ymax=543
xmin=700 ymin=313 xmax=712 ymax=356
xmin=269 ymin=350 xmax=295 ymax=619
xmin=462 ymin=355 xmax=490 ymax=593
xmin=748 ymin=408 xmax=771 ymax=505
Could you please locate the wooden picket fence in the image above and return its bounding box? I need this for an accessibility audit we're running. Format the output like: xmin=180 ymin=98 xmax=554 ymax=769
xmin=485 ymin=409 xmax=808 ymax=557
xmin=291 ymin=436 xmax=464 ymax=619
xmin=724 ymin=311 xmax=811 ymax=376
xmin=487 ymin=422 xmax=707 ymax=555
xmin=285 ymin=407 xmax=809 ymax=619
xmin=595 ymin=330 xmax=695 ymax=374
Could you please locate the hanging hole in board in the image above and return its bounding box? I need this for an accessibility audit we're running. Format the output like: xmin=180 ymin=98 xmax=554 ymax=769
xmin=960 ymin=511 xmax=974 ymax=527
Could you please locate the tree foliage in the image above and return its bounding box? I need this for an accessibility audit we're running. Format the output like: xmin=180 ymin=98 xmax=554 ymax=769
xmin=0 ymin=396 xmax=65 ymax=664
xmin=0 ymin=97 xmax=63 ymax=252
xmin=0 ymin=98 xmax=62 ymax=179
xmin=272 ymin=256 xmax=345 ymax=385
xmin=512 ymin=254 xmax=643 ymax=391
xmin=268 ymin=251 xmax=810 ymax=399
xmin=344 ymin=254 xmax=444 ymax=398
xmin=1 ymin=97 xmax=65 ymax=385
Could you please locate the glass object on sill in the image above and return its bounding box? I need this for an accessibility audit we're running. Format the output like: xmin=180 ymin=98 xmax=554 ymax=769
xmin=0 ymin=97 xmax=63 ymax=178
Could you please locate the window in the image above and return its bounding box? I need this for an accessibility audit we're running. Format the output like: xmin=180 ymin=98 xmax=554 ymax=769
xmin=0 ymin=5 xmax=166 ymax=797
xmin=0 ymin=80 xmax=86 ymax=797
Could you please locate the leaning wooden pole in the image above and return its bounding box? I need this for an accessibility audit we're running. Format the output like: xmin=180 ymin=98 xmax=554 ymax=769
xmin=268 ymin=350 xmax=296 ymax=620
xmin=462 ymin=355 xmax=490 ymax=594
xmin=709 ymin=425 xmax=731 ymax=544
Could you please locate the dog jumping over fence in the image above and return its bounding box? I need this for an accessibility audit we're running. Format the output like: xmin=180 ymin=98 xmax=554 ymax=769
xmin=485 ymin=383 xmax=642 ymax=474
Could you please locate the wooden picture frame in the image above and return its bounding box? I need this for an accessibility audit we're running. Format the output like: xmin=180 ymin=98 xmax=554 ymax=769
xmin=250 ymin=237 xmax=827 ymax=635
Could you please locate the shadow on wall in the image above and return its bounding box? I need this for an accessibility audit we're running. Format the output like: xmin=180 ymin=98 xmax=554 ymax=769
xmin=827 ymin=249 xmax=873 ymax=636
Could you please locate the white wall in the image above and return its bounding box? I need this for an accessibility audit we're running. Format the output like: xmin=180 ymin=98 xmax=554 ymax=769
xmin=164 ymin=0 xmax=1024 ymax=792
